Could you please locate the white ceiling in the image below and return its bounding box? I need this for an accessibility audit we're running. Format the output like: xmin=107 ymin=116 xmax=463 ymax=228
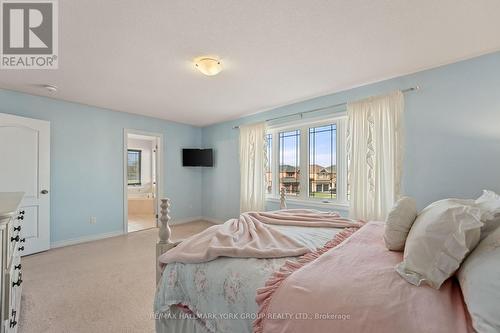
xmin=1 ymin=0 xmax=500 ymax=127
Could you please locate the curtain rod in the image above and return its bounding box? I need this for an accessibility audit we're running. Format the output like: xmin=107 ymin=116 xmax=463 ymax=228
xmin=232 ymin=86 xmax=419 ymax=129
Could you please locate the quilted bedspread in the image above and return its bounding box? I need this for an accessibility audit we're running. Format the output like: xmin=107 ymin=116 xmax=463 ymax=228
xmin=154 ymin=225 xmax=342 ymax=333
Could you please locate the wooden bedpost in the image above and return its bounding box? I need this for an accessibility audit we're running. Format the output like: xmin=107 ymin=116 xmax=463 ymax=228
xmin=280 ymin=187 xmax=287 ymax=209
xmin=156 ymin=198 xmax=173 ymax=283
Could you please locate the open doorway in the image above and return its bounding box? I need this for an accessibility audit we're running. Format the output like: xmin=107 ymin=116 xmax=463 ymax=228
xmin=123 ymin=129 xmax=162 ymax=233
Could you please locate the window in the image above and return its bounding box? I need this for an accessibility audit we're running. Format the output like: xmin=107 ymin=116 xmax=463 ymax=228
xmin=279 ymin=130 xmax=300 ymax=196
xmin=127 ymin=149 xmax=142 ymax=185
xmin=266 ymin=114 xmax=347 ymax=204
xmin=309 ymin=124 xmax=336 ymax=199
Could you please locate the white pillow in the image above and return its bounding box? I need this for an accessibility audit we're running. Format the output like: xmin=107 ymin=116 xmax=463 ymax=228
xmin=458 ymin=226 xmax=500 ymax=333
xmin=384 ymin=197 xmax=417 ymax=251
xmin=396 ymin=199 xmax=483 ymax=289
xmin=475 ymin=190 xmax=500 ymax=239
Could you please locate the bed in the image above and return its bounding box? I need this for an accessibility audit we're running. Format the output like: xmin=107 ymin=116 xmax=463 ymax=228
xmin=155 ymin=225 xmax=342 ymax=332
xmin=153 ymin=194 xmax=477 ymax=333
xmin=154 ymin=193 xmax=345 ymax=332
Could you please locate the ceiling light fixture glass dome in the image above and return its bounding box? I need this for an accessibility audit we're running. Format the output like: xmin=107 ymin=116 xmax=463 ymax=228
xmin=194 ymin=57 xmax=222 ymax=76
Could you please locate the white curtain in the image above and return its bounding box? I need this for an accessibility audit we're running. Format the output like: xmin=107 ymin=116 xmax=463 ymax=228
xmin=239 ymin=122 xmax=267 ymax=213
xmin=347 ymin=91 xmax=404 ymax=221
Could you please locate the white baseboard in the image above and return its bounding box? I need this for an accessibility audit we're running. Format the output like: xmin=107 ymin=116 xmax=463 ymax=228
xmin=171 ymin=216 xmax=226 ymax=225
xmin=201 ymin=216 xmax=225 ymax=224
xmin=50 ymin=230 xmax=124 ymax=249
xmin=50 ymin=216 xmax=225 ymax=249
xmin=170 ymin=216 xmax=204 ymax=225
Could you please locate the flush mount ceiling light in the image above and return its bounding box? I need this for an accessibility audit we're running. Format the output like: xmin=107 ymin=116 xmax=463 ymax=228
xmin=43 ymin=84 xmax=58 ymax=93
xmin=194 ymin=57 xmax=222 ymax=76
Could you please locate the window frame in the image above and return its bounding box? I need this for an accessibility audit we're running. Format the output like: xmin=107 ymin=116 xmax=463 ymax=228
xmin=266 ymin=112 xmax=348 ymax=207
xmin=127 ymin=149 xmax=142 ymax=186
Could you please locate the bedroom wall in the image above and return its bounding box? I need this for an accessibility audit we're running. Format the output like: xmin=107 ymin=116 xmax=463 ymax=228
xmin=201 ymin=51 xmax=500 ymax=222
xmin=0 ymin=90 xmax=203 ymax=245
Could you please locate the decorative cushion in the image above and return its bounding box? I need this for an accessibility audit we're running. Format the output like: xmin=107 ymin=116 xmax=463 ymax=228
xmin=458 ymin=226 xmax=500 ymax=333
xmin=383 ymin=197 xmax=417 ymax=251
xmin=395 ymin=199 xmax=483 ymax=289
xmin=475 ymin=190 xmax=500 ymax=239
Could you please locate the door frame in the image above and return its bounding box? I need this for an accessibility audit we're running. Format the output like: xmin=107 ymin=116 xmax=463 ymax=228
xmin=123 ymin=129 xmax=163 ymax=233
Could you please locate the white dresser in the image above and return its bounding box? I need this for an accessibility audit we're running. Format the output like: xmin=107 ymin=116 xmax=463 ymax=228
xmin=0 ymin=193 xmax=25 ymax=333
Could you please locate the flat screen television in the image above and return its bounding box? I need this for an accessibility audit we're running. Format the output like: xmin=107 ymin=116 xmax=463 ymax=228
xmin=182 ymin=149 xmax=213 ymax=167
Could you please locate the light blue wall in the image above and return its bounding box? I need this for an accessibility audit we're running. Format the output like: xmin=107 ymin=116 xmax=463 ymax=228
xmin=201 ymin=51 xmax=500 ymax=222
xmin=0 ymin=90 xmax=203 ymax=243
xmin=2 ymin=51 xmax=499 ymax=240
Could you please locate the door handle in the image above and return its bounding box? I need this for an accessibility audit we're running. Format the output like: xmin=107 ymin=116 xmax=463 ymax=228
xmin=41 ymin=189 xmax=49 ymax=194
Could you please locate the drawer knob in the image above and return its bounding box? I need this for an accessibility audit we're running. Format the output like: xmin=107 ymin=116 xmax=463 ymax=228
xmin=14 ymin=264 xmax=22 ymax=270
xmin=11 ymin=235 xmax=19 ymax=242
xmin=20 ymin=238 xmax=26 ymax=243
xmin=12 ymin=278 xmax=22 ymax=287
xmin=14 ymin=226 xmax=21 ymax=232
xmin=18 ymin=246 xmax=24 ymax=252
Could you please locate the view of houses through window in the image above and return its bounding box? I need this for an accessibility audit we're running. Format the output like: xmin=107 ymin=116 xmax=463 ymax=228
xmin=309 ymin=124 xmax=337 ymax=199
xmin=266 ymin=115 xmax=347 ymax=203
xmin=279 ymin=130 xmax=300 ymax=196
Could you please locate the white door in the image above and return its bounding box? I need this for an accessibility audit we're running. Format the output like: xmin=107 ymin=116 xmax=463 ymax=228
xmin=0 ymin=113 xmax=50 ymax=255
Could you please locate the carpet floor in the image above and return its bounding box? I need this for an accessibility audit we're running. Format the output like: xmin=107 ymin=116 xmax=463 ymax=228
xmin=128 ymin=214 xmax=156 ymax=232
xmin=19 ymin=221 xmax=214 ymax=333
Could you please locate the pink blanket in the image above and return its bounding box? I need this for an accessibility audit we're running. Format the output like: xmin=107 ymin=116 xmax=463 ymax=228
xmin=255 ymin=221 xmax=473 ymax=333
xmin=158 ymin=209 xmax=362 ymax=265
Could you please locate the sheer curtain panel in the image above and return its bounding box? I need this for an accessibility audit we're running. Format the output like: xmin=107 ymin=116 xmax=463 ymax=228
xmin=347 ymin=91 xmax=404 ymax=221
xmin=239 ymin=122 xmax=267 ymax=213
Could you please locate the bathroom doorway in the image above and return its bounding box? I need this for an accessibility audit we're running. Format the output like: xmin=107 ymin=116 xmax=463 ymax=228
xmin=123 ymin=129 xmax=163 ymax=233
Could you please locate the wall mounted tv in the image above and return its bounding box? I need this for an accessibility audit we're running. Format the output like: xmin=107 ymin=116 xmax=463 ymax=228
xmin=182 ymin=149 xmax=213 ymax=167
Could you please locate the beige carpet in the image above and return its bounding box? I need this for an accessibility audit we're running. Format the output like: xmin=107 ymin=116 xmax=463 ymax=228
xmin=128 ymin=214 xmax=157 ymax=232
xmin=19 ymin=221 xmax=215 ymax=333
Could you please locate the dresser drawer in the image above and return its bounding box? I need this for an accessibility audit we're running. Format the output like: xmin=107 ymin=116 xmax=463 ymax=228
xmin=6 ymin=212 xmax=24 ymax=268
xmin=6 ymin=223 xmax=17 ymax=268
xmin=3 ymin=256 xmax=22 ymax=332
xmin=0 ymin=193 xmax=25 ymax=333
